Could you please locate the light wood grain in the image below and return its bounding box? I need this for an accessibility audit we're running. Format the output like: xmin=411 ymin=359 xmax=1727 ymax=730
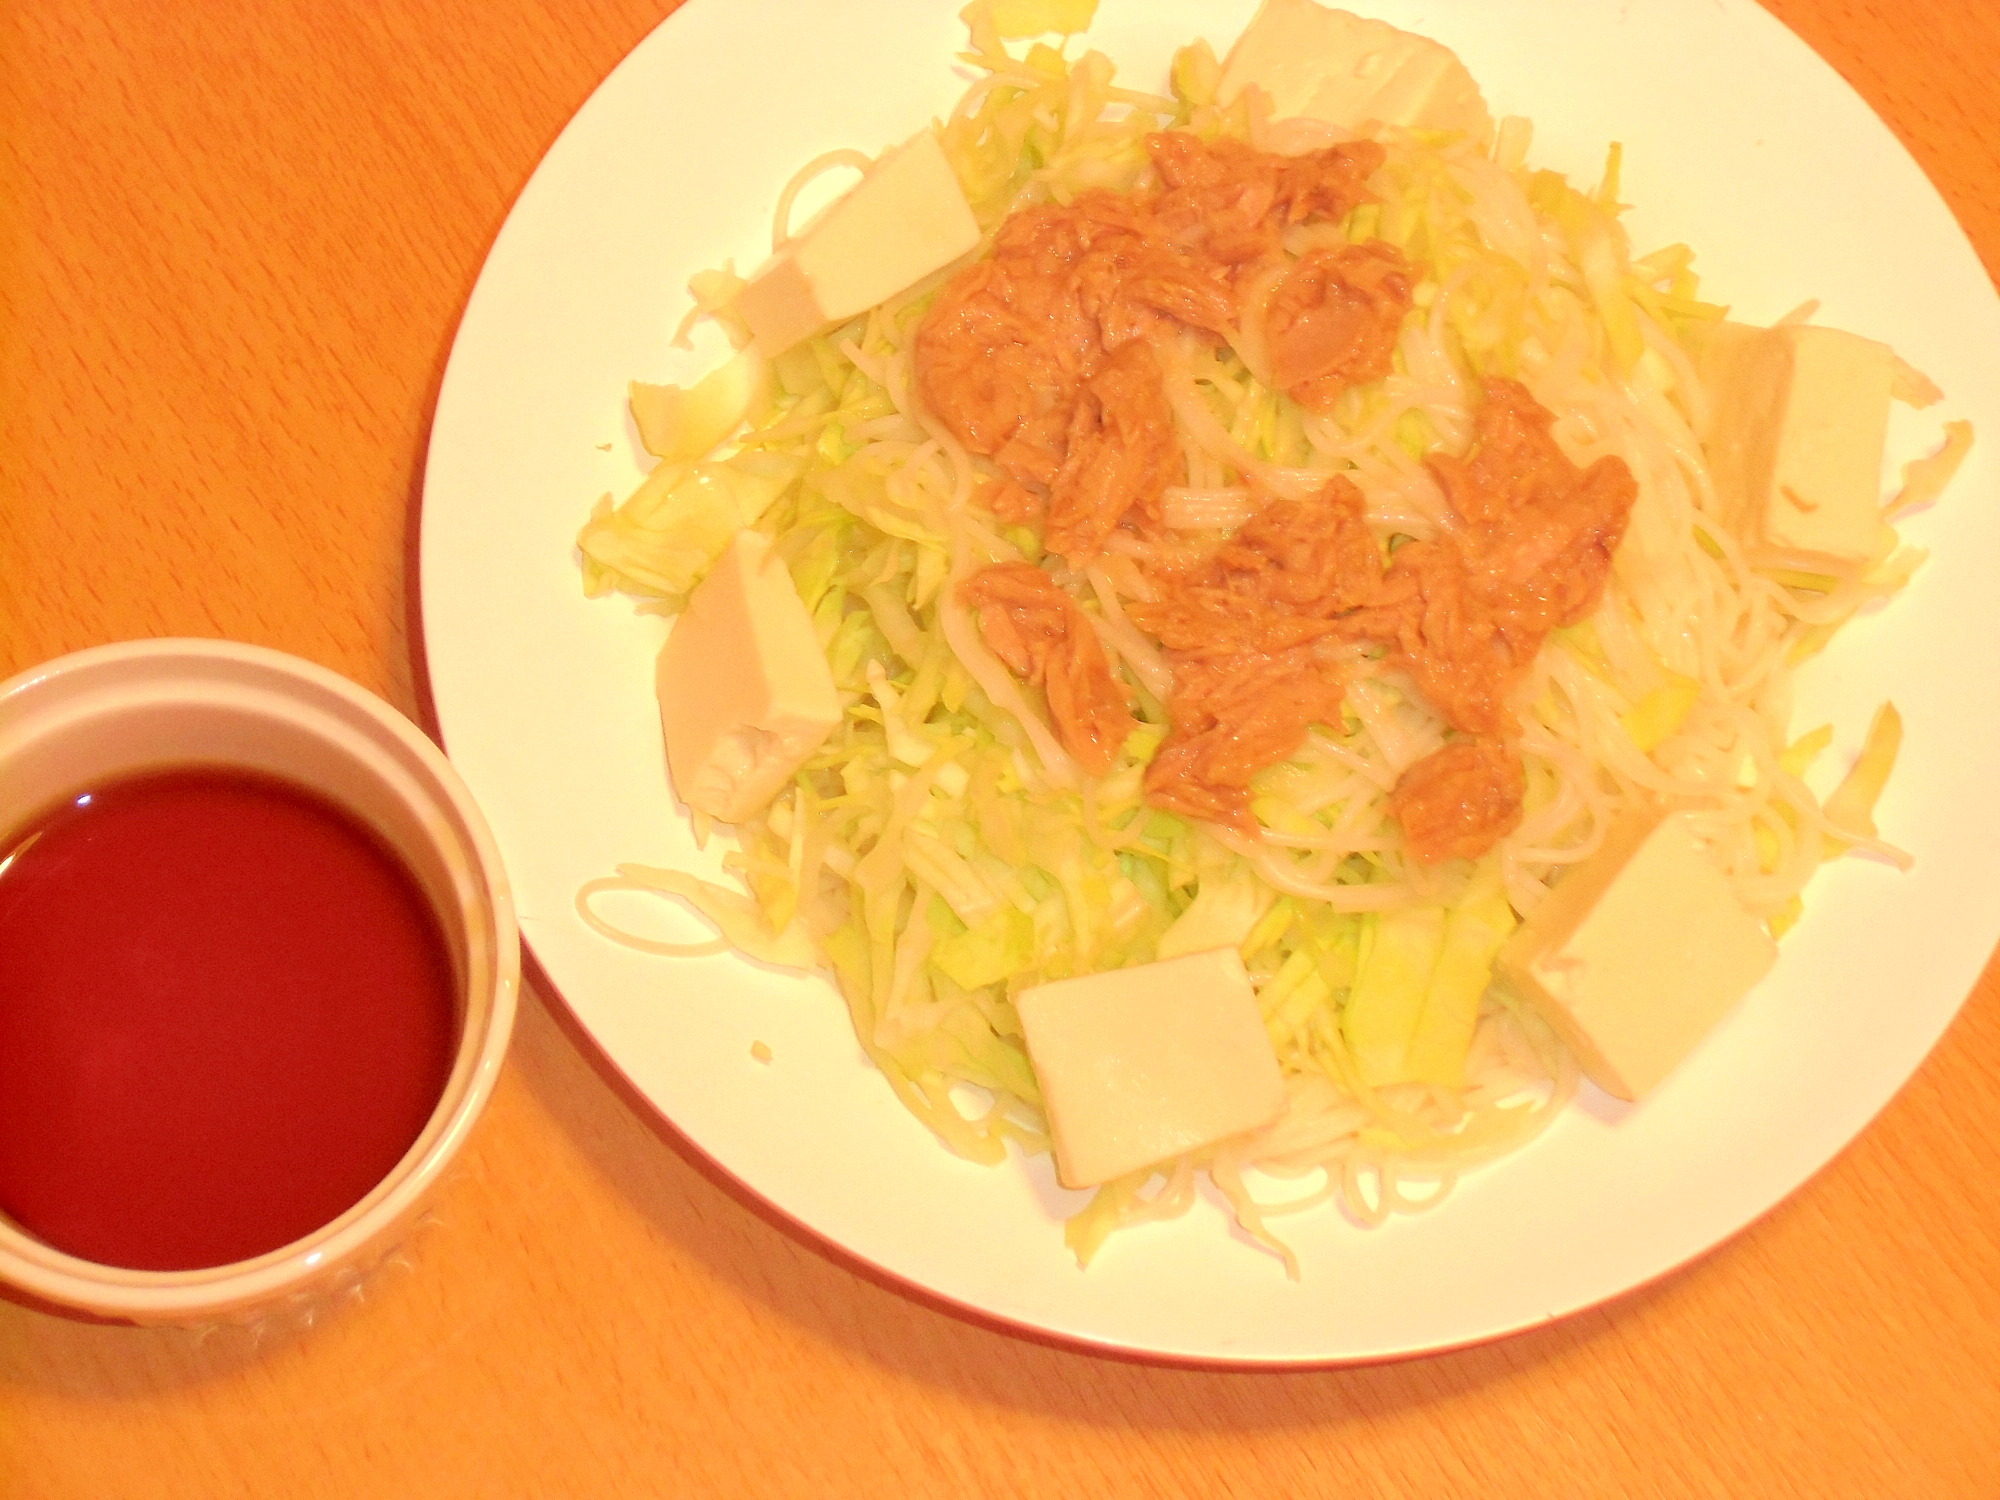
xmin=3 ymin=2 xmax=1997 ymax=1495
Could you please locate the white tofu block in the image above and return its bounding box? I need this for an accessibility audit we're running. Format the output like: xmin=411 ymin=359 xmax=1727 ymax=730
xmin=1015 ymin=948 xmax=1287 ymax=1189
xmin=1496 ymin=808 xmax=1777 ymax=1101
xmin=736 ymin=130 xmax=982 ymax=356
xmin=1217 ymin=0 xmax=1491 ymax=141
xmin=655 ymin=530 xmax=840 ymax=824
xmin=1700 ymin=322 xmax=1899 ymax=575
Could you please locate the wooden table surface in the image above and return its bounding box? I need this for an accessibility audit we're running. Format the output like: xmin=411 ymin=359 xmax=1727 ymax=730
xmin=4 ymin=1 xmax=1997 ymax=1494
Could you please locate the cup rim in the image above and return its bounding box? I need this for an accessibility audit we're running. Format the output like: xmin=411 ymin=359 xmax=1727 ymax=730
xmin=0 ymin=637 xmax=520 ymax=1321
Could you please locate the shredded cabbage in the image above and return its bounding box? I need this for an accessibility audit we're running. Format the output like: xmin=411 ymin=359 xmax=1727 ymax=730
xmin=575 ymin=4 xmax=1947 ymax=1273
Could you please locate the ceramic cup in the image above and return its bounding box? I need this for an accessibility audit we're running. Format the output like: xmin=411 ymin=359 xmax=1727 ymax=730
xmin=0 ymin=638 xmax=518 ymax=1325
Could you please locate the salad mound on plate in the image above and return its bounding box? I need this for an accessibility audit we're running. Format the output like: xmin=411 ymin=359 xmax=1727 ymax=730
xmin=572 ymin=0 xmax=1969 ymax=1274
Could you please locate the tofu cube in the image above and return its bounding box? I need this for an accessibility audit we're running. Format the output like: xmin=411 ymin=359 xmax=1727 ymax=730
xmin=1015 ymin=948 xmax=1287 ymax=1189
xmin=655 ymin=530 xmax=840 ymax=823
xmin=1217 ymin=0 xmax=1491 ymax=141
xmin=736 ymin=130 xmax=982 ymax=356
xmin=1496 ymin=808 xmax=1777 ymax=1101
xmin=1699 ymin=322 xmax=1900 ymax=575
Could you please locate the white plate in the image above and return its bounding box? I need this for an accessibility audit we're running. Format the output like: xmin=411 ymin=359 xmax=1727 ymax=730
xmin=419 ymin=0 xmax=2000 ymax=1363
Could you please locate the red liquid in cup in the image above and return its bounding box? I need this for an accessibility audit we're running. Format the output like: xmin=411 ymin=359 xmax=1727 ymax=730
xmin=0 ymin=767 xmax=457 ymax=1271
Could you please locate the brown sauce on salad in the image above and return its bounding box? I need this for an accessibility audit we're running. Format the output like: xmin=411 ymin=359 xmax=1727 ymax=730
xmin=916 ymin=129 xmax=1635 ymax=864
